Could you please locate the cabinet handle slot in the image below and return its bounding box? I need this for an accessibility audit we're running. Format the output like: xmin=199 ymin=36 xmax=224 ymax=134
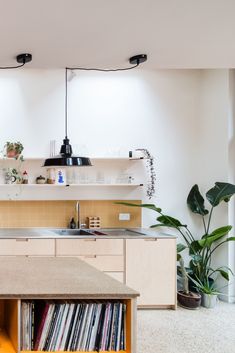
xmin=84 ymin=255 xmax=97 ymax=258
xmin=15 ymin=239 xmax=29 ymax=242
xmin=144 ymin=238 xmax=157 ymax=241
xmin=84 ymin=239 xmax=96 ymax=242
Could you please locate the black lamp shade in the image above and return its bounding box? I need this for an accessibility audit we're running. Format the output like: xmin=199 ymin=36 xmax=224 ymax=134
xmin=43 ymin=156 xmax=92 ymax=167
xmin=43 ymin=137 xmax=92 ymax=167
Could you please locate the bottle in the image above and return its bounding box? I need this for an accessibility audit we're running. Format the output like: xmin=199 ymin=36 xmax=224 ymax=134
xmin=69 ymin=218 xmax=76 ymax=229
xmin=22 ymin=171 xmax=28 ymax=184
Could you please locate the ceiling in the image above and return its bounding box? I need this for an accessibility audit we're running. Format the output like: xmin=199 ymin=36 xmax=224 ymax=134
xmin=0 ymin=0 xmax=235 ymax=69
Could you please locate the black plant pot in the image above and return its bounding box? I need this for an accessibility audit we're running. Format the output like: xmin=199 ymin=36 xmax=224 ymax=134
xmin=177 ymin=291 xmax=201 ymax=309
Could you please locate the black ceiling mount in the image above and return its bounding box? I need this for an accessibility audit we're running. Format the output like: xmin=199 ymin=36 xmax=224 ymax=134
xmin=129 ymin=54 xmax=147 ymax=66
xmin=16 ymin=53 xmax=32 ymax=64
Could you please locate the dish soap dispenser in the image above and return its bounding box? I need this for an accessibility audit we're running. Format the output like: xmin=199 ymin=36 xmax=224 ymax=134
xmin=69 ymin=217 xmax=76 ymax=229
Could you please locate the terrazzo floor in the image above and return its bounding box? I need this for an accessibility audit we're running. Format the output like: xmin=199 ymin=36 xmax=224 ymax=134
xmin=137 ymin=301 xmax=235 ymax=353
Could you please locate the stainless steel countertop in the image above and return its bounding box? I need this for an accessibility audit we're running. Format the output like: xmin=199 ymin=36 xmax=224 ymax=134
xmin=0 ymin=227 xmax=176 ymax=239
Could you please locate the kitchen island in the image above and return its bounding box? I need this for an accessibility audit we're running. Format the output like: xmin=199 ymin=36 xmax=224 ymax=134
xmin=0 ymin=257 xmax=138 ymax=353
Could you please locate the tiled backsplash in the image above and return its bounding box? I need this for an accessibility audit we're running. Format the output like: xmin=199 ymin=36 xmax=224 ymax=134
xmin=0 ymin=200 xmax=141 ymax=228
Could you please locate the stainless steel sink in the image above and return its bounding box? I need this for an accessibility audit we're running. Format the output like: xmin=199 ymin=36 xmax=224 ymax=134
xmin=51 ymin=229 xmax=94 ymax=236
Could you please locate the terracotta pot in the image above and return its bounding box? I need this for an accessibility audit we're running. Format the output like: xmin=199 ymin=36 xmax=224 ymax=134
xmin=7 ymin=150 xmax=19 ymax=158
xmin=177 ymin=290 xmax=201 ymax=309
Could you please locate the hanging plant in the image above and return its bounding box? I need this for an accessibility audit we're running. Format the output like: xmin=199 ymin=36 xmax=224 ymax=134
xmin=136 ymin=148 xmax=156 ymax=199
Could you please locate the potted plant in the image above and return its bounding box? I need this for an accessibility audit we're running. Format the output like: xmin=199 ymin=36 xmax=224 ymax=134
xmin=189 ymin=275 xmax=220 ymax=308
xmin=177 ymin=244 xmax=201 ymax=309
xmin=116 ymin=182 xmax=235 ymax=306
xmin=5 ymin=141 xmax=24 ymax=159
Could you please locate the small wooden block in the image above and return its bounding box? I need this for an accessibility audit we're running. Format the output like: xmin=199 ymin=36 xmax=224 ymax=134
xmin=88 ymin=216 xmax=101 ymax=229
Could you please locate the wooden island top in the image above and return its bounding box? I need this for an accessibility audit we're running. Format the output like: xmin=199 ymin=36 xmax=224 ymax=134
xmin=0 ymin=257 xmax=139 ymax=299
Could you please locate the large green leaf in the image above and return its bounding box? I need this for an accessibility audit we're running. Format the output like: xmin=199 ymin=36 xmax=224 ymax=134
xmin=115 ymin=202 xmax=161 ymax=213
xmin=226 ymin=237 xmax=235 ymax=242
xmin=189 ymin=240 xmax=203 ymax=254
xmin=187 ymin=184 xmax=209 ymax=215
xmin=177 ymin=243 xmax=187 ymax=253
xmin=156 ymin=215 xmax=186 ymax=228
xmin=206 ymin=182 xmax=235 ymax=207
xmin=212 ymin=266 xmax=234 ymax=281
xmin=218 ymin=269 xmax=229 ymax=281
xmin=150 ymin=224 xmax=168 ymax=228
xmin=198 ymin=226 xmax=232 ymax=248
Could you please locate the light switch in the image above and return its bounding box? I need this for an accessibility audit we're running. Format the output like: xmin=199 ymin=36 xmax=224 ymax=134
xmin=119 ymin=213 xmax=130 ymax=221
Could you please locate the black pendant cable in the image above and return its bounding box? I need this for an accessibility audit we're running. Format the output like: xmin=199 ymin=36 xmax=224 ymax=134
xmin=43 ymin=54 xmax=147 ymax=167
xmin=44 ymin=68 xmax=92 ymax=167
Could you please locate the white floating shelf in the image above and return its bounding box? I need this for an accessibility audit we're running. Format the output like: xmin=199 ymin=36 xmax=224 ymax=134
xmin=0 ymin=183 xmax=143 ymax=187
xmin=0 ymin=157 xmax=146 ymax=162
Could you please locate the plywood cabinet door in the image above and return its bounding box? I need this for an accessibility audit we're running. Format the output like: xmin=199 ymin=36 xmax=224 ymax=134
xmin=0 ymin=239 xmax=55 ymax=256
xmin=126 ymin=238 xmax=176 ymax=307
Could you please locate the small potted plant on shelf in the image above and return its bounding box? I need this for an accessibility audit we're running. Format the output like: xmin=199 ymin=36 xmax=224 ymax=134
xmin=5 ymin=141 xmax=24 ymax=160
xmin=177 ymin=244 xmax=201 ymax=309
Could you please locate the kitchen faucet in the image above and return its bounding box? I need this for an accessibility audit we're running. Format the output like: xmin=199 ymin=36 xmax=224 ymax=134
xmin=75 ymin=201 xmax=86 ymax=229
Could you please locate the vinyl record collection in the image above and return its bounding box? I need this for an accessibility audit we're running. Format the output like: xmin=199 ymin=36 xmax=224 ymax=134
xmin=21 ymin=300 xmax=126 ymax=351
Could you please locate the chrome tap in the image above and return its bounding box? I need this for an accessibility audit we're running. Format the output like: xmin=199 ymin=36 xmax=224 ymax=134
xmin=75 ymin=201 xmax=86 ymax=229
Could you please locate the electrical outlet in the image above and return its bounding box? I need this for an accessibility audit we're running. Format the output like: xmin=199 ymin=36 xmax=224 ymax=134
xmin=119 ymin=213 xmax=130 ymax=221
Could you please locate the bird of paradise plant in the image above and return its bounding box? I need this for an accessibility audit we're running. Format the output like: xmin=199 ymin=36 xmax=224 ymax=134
xmin=116 ymin=182 xmax=235 ymax=289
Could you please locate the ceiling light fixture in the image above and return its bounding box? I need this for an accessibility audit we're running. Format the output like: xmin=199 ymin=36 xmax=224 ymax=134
xmin=0 ymin=53 xmax=32 ymax=69
xmin=43 ymin=54 xmax=148 ymax=167
xmin=43 ymin=68 xmax=92 ymax=167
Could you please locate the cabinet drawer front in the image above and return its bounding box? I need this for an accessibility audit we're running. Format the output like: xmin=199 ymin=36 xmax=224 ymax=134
xmin=105 ymin=272 xmax=124 ymax=283
xmin=0 ymin=239 xmax=55 ymax=256
xmin=77 ymin=255 xmax=124 ymax=271
xmin=56 ymin=239 xmax=124 ymax=256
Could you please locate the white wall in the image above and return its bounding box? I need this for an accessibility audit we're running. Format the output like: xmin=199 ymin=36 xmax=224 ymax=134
xmin=0 ymin=68 xmax=229 ymax=216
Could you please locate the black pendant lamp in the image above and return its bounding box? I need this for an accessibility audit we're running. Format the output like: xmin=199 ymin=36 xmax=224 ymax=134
xmin=43 ymin=68 xmax=92 ymax=167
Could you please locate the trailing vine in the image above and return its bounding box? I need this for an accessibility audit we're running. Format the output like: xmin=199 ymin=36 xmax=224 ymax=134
xmin=136 ymin=148 xmax=156 ymax=199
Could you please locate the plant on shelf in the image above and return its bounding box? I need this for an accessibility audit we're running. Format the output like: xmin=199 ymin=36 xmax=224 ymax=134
xmin=133 ymin=148 xmax=156 ymax=199
xmin=116 ymin=182 xmax=235 ymax=308
xmin=4 ymin=141 xmax=24 ymax=160
xmin=11 ymin=168 xmax=22 ymax=183
xmin=139 ymin=149 xmax=156 ymax=199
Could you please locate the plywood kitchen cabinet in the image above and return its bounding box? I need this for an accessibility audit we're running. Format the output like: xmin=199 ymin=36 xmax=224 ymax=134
xmin=125 ymin=238 xmax=176 ymax=309
xmin=56 ymin=239 xmax=125 ymax=283
xmin=0 ymin=239 xmax=55 ymax=256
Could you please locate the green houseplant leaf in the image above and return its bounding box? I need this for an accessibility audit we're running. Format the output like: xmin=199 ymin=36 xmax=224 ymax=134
xmin=187 ymin=184 xmax=209 ymax=215
xmin=198 ymin=226 xmax=232 ymax=248
xmin=206 ymin=182 xmax=235 ymax=207
xmin=155 ymin=215 xmax=186 ymax=228
xmin=189 ymin=240 xmax=202 ymax=254
xmin=115 ymin=202 xmax=162 ymax=213
xmin=177 ymin=243 xmax=187 ymax=253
